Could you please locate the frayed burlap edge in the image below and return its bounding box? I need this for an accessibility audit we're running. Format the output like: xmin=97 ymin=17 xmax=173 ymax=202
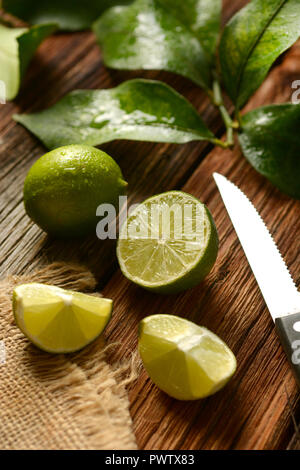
xmin=0 ymin=263 xmax=138 ymax=450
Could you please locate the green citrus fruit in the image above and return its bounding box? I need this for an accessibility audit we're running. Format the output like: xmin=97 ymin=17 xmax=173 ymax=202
xmin=23 ymin=144 xmax=127 ymax=238
xmin=13 ymin=283 xmax=113 ymax=353
xmin=117 ymin=191 xmax=218 ymax=294
xmin=139 ymin=314 xmax=237 ymax=400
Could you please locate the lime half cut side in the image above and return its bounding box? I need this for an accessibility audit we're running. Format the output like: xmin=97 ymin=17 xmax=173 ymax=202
xmin=139 ymin=315 xmax=237 ymax=400
xmin=13 ymin=283 xmax=113 ymax=353
xmin=117 ymin=191 xmax=218 ymax=293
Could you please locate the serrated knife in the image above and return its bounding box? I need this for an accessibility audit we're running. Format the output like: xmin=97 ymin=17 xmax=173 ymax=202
xmin=213 ymin=173 xmax=300 ymax=387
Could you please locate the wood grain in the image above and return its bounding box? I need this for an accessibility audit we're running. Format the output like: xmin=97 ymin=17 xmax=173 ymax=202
xmin=103 ymin=48 xmax=300 ymax=448
xmin=0 ymin=0 xmax=299 ymax=450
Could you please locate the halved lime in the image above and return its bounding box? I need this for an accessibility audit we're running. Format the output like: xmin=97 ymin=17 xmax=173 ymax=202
xmin=13 ymin=283 xmax=113 ymax=353
xmin=139 ymin=315 xmax=236 ymax=400
xmin=117 ymin=191 xmax=218 ymax=293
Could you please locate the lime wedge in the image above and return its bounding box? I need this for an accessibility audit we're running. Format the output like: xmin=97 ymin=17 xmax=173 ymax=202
xmin=117 ymin=191 xmax=218 ymax=293
xmin=139 ymin=315 xmax=236 ymax=400
xmin=13 ymin=283 xmax=113 ymax=353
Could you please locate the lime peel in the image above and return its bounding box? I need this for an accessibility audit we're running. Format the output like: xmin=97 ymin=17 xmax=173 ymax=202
xmin=23 ymin=144 xmax=127 ymax=238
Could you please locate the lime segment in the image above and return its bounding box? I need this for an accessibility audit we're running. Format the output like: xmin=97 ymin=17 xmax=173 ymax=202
xmin=139 ymin=315 xmax=236 ymax=400
xmin=117 ymin=191 xmax=218 ymax=293
xmin=13 ymin=283 xmax=113 ymax=353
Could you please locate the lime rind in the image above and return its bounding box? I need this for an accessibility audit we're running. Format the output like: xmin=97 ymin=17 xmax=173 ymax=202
xmin=23 ymin=145 xmax=127 ymax=238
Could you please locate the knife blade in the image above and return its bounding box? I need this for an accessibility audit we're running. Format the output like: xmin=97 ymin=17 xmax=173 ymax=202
xmin=213 ymin=173 xmax=300 ymax=386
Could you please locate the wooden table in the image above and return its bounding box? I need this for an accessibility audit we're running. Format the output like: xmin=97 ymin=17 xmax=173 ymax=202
xmin=1 ymin=0 xmax=299 ymax=450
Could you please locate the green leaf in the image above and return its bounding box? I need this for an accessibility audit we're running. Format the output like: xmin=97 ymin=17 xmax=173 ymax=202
xmin=0 ymin=23 xmax=57 ymax=100
xmin=93 ymin=0 xmax=222 ymax=90
xmin=14 ymin=79 xmax=215 ymax=149
xmin=219 ymin=0 xmax=300 ymax=109
xmin=151 ymin=0 xmax=222 ymax=64
xmin=239 ymin=104 xmax=300 ymax=199
xmin=2 ymin=0 xmax=132 ymax=31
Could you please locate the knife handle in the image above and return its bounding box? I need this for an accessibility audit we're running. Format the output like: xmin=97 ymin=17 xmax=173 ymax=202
xmin=275 ymin=312 xmax=300 ymax=387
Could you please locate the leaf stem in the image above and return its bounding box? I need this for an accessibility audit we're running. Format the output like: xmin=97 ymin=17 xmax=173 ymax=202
xmin=211 ymin=77 xmax=236 ymax=148
xmin=234 ymin=109 xmax=243 ymax=128
xmin=212 ymin=138 xmax=233 ymax=149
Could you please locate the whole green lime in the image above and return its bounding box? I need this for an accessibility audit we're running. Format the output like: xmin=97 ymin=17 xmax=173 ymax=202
xmin=24 ymin=144 xmax=127 ymax=238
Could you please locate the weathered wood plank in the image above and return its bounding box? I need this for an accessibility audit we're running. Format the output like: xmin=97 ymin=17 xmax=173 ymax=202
xmin=0 ymin=64 xmax=222 ymax=276
xmin=0 ymin=0 xmax=245 ymax=278
xmin=0 ymin=0 xmax=299 ymax=450
xmin=101 ymin=46 xmax=300 ymax=450
xmin=103 ymin=155 xmax=299 ymax=449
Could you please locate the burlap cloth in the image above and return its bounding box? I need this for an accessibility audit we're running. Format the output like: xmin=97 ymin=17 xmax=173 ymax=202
xmin=0 ymin=263 xmax=138 ymax=450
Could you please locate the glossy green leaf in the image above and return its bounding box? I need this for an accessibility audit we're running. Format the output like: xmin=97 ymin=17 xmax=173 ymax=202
xmin=93 ymin=0 xmax=222 ymax=89
xmin=2 ymin=0 xmax=132 ymax=31
xmin=239 ymin=104 xmax=300 ymax=199
xmin=220 ymin=0 xmax=300 ymax=109
xmin=0 ymin=23 xmax=57 ymax=100
xmin=14 ymin=79 xmax=215 ymax=149
xmin=152 ymin=0 xmax=222 ymax=64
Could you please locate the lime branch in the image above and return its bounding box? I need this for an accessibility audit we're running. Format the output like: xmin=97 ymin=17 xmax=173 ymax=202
xmin=210 ymin=76 xmax=238 ymax=149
